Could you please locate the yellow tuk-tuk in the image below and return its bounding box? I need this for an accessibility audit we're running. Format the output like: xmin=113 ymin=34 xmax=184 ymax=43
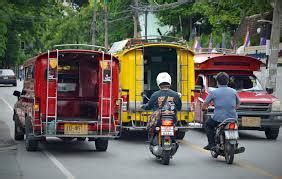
xmin=110 ymin=38 xmax=200 ymax=139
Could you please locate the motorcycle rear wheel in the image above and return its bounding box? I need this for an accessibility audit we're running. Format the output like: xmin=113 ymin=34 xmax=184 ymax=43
xmin=225 ymin=142 xmax=235 ymax=164
xmin=161 ymin=151 xmax=171 ymax=165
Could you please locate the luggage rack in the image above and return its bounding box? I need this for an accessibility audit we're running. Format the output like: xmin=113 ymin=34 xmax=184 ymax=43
xmin=54 ymin=44 xmax=106 ymax=51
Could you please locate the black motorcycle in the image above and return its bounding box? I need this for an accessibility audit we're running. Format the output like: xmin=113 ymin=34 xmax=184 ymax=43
xmin=210 ymin=118 xmax=245 ymax=164
xmin=142 ymin=93 xmax=179 ymax=165
xmin=198 ymin=97 xmax=245 ymax=164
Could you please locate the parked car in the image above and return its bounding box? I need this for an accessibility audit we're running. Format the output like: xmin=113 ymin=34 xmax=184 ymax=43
xmin=0 ymin=69 xmax=17 ymax=86
xmin=193 ymin=54 xmax=282 ymax=140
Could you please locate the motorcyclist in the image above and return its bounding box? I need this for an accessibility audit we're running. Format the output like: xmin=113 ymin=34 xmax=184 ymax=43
xmin=202 ymin=72 xmax=240 ymax=150
xmin=141 ymin=72 xmax=182 ymax=144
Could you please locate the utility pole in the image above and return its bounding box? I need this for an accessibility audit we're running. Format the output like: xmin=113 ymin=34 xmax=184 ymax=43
xmin=104 ymin=0 xmax=109 ymax=52
xmin=133 ymin=0 xmax=139 ymax=38
xmin=144 ymin=10 xmax=148 ymax=40
xmin=91 ymin=0 xmax=97 ymax=48
xmin=267 ymin=0 xmax=281 ymax=92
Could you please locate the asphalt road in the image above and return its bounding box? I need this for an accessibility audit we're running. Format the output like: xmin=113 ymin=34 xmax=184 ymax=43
xmin=0 ymin=81 xmax=282 ymax=179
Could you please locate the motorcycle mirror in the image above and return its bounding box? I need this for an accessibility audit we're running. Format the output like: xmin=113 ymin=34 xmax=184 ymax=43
xmin=198 ymin=97 xmax=204 ymax=103
xmin=177 ymin=92 xmax=182 ymax=98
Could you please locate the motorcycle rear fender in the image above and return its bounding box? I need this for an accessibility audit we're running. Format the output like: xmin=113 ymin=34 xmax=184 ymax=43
xmin=227 ymin=139 xmax=237 ymax=145
xmin=162 ymin=137 xmax=172 ymax=150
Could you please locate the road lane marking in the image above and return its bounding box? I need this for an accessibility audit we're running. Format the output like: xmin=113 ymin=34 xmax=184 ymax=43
xmin=181 ymin=139 xmax=277 ymax=178
xmin=0 ymin=96 xmax=13 ymax=111
xmin=0 ymin=96 xmax=14 ymax=138
xmin=43 ymin=150 xmax=75 ymax=179
xmin=0 ymin=97 xmax=75 ymax=179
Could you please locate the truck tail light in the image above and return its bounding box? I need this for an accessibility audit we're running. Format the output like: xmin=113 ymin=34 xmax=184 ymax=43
xmin=121 ymin=94 xmax=129 ymax=112
xmin=34 ymin=98 xmax=40 ymax=120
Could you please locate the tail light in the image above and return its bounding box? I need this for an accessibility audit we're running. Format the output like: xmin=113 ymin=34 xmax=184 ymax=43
xmin=34 ymin=98 xmax=40 ymax=119
xmin=162 ymin=120 xmax=173 ymax=126
xmin=228 ymin=122 xmax=237 ymax=130
xmin=121 ymin=94 xmax=129 ymax=112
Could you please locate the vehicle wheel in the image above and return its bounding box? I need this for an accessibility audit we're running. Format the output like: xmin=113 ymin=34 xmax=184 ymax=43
xmin=161 ymin=150 xmax=170 ymax=165
xmin=211 ymin=150 xmax=219 ymax=158
xmin=77 ymin=137 xmax=86 ymax=141
xmin=13 ymin=113 xmax=24 ymax=141
xmin=25 ymin=117 xmax=38 ymax=152
xmin=224 ymin=142 xmax=235 ymax=164
xmin=95 ymin=139 xmax=108 ymax=151
xmin=265 ymin=127 xmax=279 ymax=140
xmin=175 ymin=131 xmax=186 ymax=140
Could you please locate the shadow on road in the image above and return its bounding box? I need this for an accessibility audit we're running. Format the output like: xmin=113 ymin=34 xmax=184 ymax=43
xmin=118 ymin=131 xmax=148 ymax=144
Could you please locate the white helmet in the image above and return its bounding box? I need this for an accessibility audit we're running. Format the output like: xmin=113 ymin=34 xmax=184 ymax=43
xmin=156 ymin=72 xmax=171 ymax=87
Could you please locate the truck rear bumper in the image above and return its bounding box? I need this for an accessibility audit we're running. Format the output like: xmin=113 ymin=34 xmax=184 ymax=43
xmin=204 ymin=112 xmax=282 ymax=129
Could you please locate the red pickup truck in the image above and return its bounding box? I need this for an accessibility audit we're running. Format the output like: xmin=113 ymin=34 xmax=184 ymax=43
xmin=193 ymin=54 xmax=282 ymax=139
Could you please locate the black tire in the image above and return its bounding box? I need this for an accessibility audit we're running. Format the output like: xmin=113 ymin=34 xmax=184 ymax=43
xmin=95 ymin=139 xmax=108 ymax=151
xmin=175 ymin=131 xmax=186 ymax=140
xmin=161 ymin=150 xmax=170 ymax=165
xmin=13 ymin=113 xmax=24 ymax=141
xmin=25 ymin=117 xmax=38 ymax=152
xmin=225 ymin=142 xmax=235 ymax=164
xmin=265 ymin=127 xmax=279 ymax=140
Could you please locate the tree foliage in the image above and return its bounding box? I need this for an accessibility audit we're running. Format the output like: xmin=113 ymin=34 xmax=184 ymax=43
xmin=0 ymin=0 xmax=134 ymax=67
xmin=156 ymin=0 xmax=272 ymax=48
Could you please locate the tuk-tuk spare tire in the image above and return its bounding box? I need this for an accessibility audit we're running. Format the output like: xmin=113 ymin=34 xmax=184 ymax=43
xmin=14 ymin=113 xmax=24 ymax=141
xmin=25 ymin=117 xmax=39 ymax=152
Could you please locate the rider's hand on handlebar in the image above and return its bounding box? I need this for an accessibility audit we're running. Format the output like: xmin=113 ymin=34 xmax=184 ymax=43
xmin=202 ymin=103 xmax=208 ymax=112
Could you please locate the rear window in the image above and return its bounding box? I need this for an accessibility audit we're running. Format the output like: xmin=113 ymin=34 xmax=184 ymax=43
xmin=0 ymin=69 xmax=15 ymax=76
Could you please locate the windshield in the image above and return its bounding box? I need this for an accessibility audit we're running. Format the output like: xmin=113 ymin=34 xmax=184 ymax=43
xmin=208 ymin=74 xmax=264 ymax=92
xmin=0 ymin=69 xmax=15 ymax=76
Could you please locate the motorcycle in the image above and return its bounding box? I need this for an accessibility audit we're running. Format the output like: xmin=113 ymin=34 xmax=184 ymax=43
xmin=198 ymin=97 xmax=245 ymax=164
xmin=211 ymin=118 xmax=245 ymax=164
xmin=142 ymin=92 xmax=179 ymax=165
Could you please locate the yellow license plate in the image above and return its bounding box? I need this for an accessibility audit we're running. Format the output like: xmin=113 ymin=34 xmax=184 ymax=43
xmin=64 ymin=123 xmax=88 ymax=135
xmin=241 ymin=117 xmax=261 ymax=127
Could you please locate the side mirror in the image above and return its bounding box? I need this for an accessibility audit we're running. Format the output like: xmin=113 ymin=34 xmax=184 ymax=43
xmin=13 ymin=90 xmax=21 ymax=98
xmin=177 ymin=92 xmax=182 ymax=98
xmin=192 ymin=85 xmax=203 ymax=93
xmin=141 ymin=91 xmax=149 ymax=100
xmin=266 ymin=87 xmax=274 ymax=94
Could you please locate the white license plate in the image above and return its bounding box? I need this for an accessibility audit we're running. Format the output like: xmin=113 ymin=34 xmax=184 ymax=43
xmin=241 ymin=117 xmax=261 ymax=127
xmin=3 ymin=77 xmax=8 ymax=79
xmin=161 ymin=126 xmax=174 ymax=136
xmin=225 ymin=130 xmax=239 ymax=139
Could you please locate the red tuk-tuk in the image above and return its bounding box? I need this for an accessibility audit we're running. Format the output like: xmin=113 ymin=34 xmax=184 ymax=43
xmin=13 ymin=47 xmax=122 ymax=151
xmin=193 ymin=53 xmax=282 ymax=140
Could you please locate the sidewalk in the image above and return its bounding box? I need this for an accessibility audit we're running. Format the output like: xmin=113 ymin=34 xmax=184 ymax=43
xmin=0 ymin=120 xmax=22 ymax=179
